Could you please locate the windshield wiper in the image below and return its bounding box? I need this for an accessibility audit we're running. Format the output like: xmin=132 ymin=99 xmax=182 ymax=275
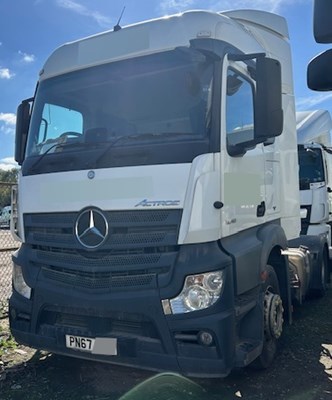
xmin=29 ymin=141 xmax=85 ymax=173
xmin=88 ymin=132 xmax=189 ymax=167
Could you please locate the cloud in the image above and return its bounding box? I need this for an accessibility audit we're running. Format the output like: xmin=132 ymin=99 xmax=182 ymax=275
xmin=0 ymin=113 xmax=16 ymax=135
xmin=208 ymin=0 xmax=288 ymax=13
xmin=160 ymin=0 xmax=196 ymax=12
xmin=0 ymin=157 xmax=18 ymax=171
xmin=160 ymin=0 xmax=308 ymax=13
xmin=296 ymin=93 xmax=332 ymax=110
xmin=56 ymin=0 xmax=112 ymax=28
xmin=0 ymin=113 xmax=16 ymax=126
xmin=18 ymin=50 xmax=35 ymax=63
xmin=0 ymin=68 xmax=15 ymax=79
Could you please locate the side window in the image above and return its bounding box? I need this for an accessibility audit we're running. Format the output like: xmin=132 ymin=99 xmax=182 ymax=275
xmin=226 ymin=69 xmax=255 ymax=153
xmin=38 ymin=104 xmax=83 ymax=144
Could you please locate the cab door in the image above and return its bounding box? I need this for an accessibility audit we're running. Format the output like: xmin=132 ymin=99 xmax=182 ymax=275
xmin=220 ymin=60 xmax=266 ymax=238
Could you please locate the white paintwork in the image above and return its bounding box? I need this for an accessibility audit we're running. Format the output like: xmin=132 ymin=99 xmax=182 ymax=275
xmin=179 ymin=154 xmax=221 ymax=244
xmin=40 ymin=9 xmax=293 ymax=95
xmin=300 ymin=186 xmax=328 ymax=223
xmin=20 ymin=163 xmax=190 ymax=213
xmin=278 ymin=100 xmax=301 ymax=239
xmin=219 ymin=49 xmax=299 ymax=240
xmin=21 ymin=9 xmax=304 ymax=245
xmin=222 ymin=10 xmax=289 ymax=39
xmin=297 ymin=110 xmax=332 ymax=233
xmin=41 ymin=11 xmax=261 ymax=81
xmin=297 ymin=110 xmax=332 ymax=146
xmin=306 ymin=223 xmax=330 ymax=239
xmin=19 ymin=163 xmax=190 ymax=243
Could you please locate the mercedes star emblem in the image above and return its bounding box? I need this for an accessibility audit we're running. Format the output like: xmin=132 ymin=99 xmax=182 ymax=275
xmin=87 ymin=170 xmax=95 ymax=179
xmin=75 ymin=208 xmax=109 ymax=249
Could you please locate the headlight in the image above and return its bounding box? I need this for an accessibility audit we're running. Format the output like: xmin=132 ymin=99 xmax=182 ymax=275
xmin=13 ymin=263 xmax=31 ymax=299
xmin=300 ymin=208 xmax=308 ymax=219
xmin=162 ymin=270 xmax=224 ymax=315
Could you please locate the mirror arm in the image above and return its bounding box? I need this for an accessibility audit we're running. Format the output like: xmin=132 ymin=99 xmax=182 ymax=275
xmin=228 ymin=138 xmax=262 ymax=157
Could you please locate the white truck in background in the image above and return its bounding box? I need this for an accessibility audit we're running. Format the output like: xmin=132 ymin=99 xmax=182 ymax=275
xmin=9 ymin=9 xmax=330 ymax=377
xmin=297 ymin=110 xmax=332 ymax=261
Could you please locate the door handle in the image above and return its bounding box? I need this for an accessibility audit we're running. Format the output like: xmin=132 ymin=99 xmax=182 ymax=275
xmin=257 ymin=201 xmax=266 ymax=217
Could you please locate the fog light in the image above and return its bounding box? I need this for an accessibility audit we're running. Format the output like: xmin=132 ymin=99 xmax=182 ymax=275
xmin=198 ymin=331 xmax=214 ymax=346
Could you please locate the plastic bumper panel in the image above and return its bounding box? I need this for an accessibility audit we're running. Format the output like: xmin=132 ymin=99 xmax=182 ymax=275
xmin=10 ymin=242 xmax=235 ymax=377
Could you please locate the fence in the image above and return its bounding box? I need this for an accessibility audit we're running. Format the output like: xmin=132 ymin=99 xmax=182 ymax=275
xmin=0 ymin=182 xmax=19 ymax=313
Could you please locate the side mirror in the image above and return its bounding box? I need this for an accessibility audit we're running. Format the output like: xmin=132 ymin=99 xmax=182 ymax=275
xmin=307 ymin=49 xmax=332 ymax=91
xmin=313 ymin=0 xmax=332 ymax=43
xmin=15 ymin=99 xmax=32 ymax=165
xmin=254 ymin=57 xmax=283 ymax=141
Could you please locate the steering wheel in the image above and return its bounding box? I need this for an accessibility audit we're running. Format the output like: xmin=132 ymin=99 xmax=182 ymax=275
xmin=59 ymin=131 xmax=82 ymax=138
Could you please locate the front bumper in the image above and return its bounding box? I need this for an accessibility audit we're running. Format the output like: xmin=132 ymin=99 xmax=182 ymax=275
xmin=10 ymin=287 xmax=235 ymax=377
xmin=10 ymin=242 xmax=237 ymax=377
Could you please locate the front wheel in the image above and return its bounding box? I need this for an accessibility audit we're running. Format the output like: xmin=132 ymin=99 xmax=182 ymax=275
xmin=251 ymin=265 xmax=284 ymax=369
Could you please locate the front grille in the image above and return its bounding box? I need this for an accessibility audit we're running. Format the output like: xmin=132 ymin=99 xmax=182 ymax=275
xmin=42 ymin=265 xmax=159 ymax=289
xmin=24 ymin=209 xmax=182 ymax=290
xmin=36 ymin=250 xmax=164 ymax=268
xmin=25 ymin=210 xmax=181 ymax=250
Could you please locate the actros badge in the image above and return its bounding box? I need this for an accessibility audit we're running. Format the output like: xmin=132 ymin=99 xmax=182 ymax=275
xmin=75 ymin=208 xmax=109 ymax=249
xmin=135 ymin=199 xmax=180 ymax=207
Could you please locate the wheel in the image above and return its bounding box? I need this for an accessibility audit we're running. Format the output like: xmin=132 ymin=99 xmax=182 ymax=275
xmin=251 ymin=265 xmax=284 ymax=369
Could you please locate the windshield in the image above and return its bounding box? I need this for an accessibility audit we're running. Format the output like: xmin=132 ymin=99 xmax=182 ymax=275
xmin=24 ymin=49 xmax=214 ymax=174
xmin=298 ymin=146 xmax=325 ymax=188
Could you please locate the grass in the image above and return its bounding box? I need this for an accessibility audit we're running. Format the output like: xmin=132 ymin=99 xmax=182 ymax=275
xmin=0 ymin=334 xmax=17 ymax=356
xmin=0 ymin=314 xmax=17 ymax=356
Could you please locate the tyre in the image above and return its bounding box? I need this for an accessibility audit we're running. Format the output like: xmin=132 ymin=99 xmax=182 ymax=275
xmin=251 ymin=265 xmax=284 ymax=369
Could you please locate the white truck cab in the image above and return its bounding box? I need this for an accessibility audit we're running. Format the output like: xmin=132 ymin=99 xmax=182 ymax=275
xmin=297 ymin=110 xmax=332 ymax=258
xmin=9 ymin=9 xmax=329 ymax=377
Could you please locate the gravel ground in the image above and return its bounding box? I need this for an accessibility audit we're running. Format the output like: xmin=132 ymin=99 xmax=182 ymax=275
xmin=0 ymin=287 xmax=331 ymax=400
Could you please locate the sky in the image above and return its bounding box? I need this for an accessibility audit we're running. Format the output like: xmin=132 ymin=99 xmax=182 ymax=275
xmin=0 ymin=0 xmax=331 ymax=170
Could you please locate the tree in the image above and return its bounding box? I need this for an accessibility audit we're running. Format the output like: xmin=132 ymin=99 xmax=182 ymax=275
xmin=0 ymin=168 xmax=19 ymax=209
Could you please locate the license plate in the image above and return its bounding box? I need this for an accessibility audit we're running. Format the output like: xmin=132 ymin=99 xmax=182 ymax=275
xmin=66 ymin=335 xmax=95 ymax=352
xmin=65 ymin=335 xmax=117 ymax=355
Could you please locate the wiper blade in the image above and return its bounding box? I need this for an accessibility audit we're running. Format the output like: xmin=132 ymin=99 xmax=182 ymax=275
xmin=89 ymin=132 xmax=189 ymax=167
xmin=29 ymin=141 xmax=83 ymax=173
xmin=86 ymin=134 xmax=137 ymax=167
xmin=129 ymin=132 xmax=189 ymax=139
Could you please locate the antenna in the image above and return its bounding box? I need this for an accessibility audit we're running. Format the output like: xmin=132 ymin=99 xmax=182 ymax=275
xmin=113 ymin=6 xmax=126 ymax=32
